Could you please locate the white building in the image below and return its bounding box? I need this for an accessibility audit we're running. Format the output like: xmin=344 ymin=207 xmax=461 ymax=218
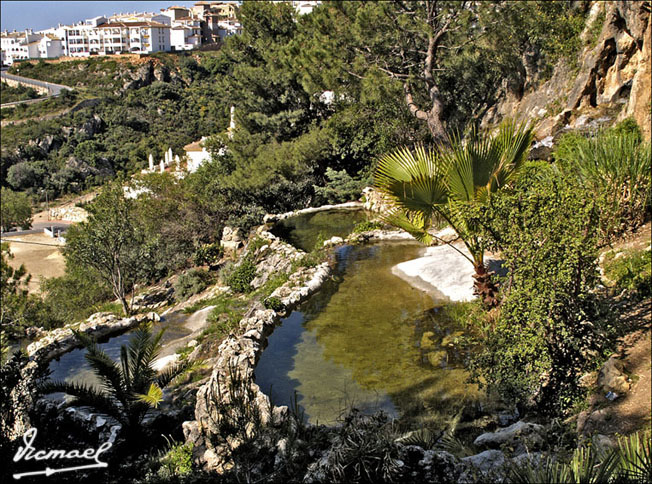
xmin=1 ymin=30 xmax=64 ymax=65
xmin=183 ymin=138 xmax=212 ymax=173
xmin=60 ymin=19 xmax=171 ymax=56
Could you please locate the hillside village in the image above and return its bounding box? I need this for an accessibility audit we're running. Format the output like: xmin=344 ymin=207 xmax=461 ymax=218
xmin=1 ymin=1 xmax=320 ymax=65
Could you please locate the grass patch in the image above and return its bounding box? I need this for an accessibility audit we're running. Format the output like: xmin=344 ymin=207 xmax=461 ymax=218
xmin=603 ymin=248 xmax=651 ymax=298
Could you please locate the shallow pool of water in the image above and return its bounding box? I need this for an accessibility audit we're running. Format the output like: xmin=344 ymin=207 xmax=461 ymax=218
xmin=270 ymin=209 xmax=369 ymax=252
xmin=254 ymin=243 xmax=482 ymax=427
xmin=46 ymin=312 xmax=194 ymax=395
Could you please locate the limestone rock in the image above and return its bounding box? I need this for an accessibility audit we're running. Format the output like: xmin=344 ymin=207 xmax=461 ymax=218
xmin=473 ymin=420 xmax=545 ymax=456
xmin=461 ymin=450 xmax=506 ymax=476
xmin=597 ymin=355 xmax=631 ymax=394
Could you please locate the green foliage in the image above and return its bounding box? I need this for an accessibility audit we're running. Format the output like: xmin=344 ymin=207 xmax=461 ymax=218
xmin=203 ymin=294 xmax=246 ymax=340
xmin=603 ymin=249 xmax=652 ymax=298
xmin=41 ymin=264 xmax=113 ymax=325
xmin=313 ymin=168 xmax=369 ymax=206
xmin=174 ymin=269 xmax=214 ymax=302
xmin=224 ymin=256 xmax=257 ymax=294
xmin=157 ymin=439 xmax=194 ymax=479
xmin=352 ymin=220 xmax=384 ymax=233
xmin=0 ymin=81 xmax=42 ymax=103
xmin=554 ymin=127 xmax=651 ymax=240
xmin=0 ymin=187 xmax=32 ymax=231
xmin=39 ymin=323 xmax=189 ymax=435
xmin=193 ymin=242 xmax=223 ymax=267
xmin=468 ymin=163 xmax=606 ymax=413
xmin=263 ymin=296 xmax=284 ymax=312
xmin=321 ymin=410 xmax=401 ymax=483
xmin=64 ymin=182 xmax=158 ymax=315
xmin=508 ymin=430 xmax=651 ymax=484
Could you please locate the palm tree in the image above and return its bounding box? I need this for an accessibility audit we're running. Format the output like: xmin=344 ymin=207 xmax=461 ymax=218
xmin=375 ymin=120 xmax=534 ymax=306
xmin=40 ymin=323 xmax=189 ymax=439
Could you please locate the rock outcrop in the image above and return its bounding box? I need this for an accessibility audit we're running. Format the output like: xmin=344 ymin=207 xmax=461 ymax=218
xmin=483 ymin=1 xmax=651 ymax=143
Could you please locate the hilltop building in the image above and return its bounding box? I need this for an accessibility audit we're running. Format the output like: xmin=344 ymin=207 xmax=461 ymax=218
xmin=1 ymin=29 xmax=63 ymax=65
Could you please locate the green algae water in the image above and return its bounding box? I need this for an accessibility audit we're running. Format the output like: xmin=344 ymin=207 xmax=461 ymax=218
xmin=270 ymin=209 xmax=369 ymax=252
xmin=254 ymin=242 xmax=482 ymax=427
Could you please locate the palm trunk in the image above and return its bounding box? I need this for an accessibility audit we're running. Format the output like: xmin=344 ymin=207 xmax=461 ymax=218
xmin=473 ymin=262 xmax=499 ymax=308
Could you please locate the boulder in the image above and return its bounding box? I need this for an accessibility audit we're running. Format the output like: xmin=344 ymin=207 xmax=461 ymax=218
xmin=597 ymin=355 xmax=630 ymax=394
xmin=460 ymin=449 xmax=506 ymax=478
xmin=473 ymin=420 xmax=545 ymax=456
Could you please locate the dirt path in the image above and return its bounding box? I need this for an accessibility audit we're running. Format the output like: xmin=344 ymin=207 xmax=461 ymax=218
xmin=576 ymin=222 xmax=652 ymax=437
xmin=4 ymin=233 xmax=66 ymax=293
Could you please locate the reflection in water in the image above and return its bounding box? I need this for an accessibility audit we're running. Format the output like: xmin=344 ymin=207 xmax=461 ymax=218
xmin=255 ymin=243 xmax=482 ymax=426
xmin=270 ymin=209 xmax=369 ymax=252
xmin=46 ymin=312 xmax=194 ymax=398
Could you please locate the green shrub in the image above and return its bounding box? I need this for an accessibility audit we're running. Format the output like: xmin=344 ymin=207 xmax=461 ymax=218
xmin=603 ymin=248 xmax=651 ymax=298
xmin=224 ymin=257 xmax=257 ymax=293
xmin=352 ymin=220 xmax=384 ymax=233
xmin=468 ymin=164 xmax=606 ymax=414
xmin=193 ymin=242 xmax=223 ymax=267
xmin=174 ymin=268 xmax=213 ymax=301
xmin=264 ymin=296 xmax=284 ymax=312
xmin=158 ymin=439 xmax=194 ymax=478
xmin=554 ymin=127 xmax=651 ymax=240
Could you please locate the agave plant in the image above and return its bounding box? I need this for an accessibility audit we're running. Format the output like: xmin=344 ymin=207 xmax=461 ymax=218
xmin=40 ymin=323 xmax=189 ymax=438
xmin=375 ymin=120 xmax=534 ymax=306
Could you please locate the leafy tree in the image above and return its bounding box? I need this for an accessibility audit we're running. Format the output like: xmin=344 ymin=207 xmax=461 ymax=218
xmin=64 ymin=183 xmax=157 ymax=315
xmin=0 ymin=187 xmax=32 ymax=231
xmin=313 ymin=168 xmax=369 ymax=205
xmin=40 ymin=324 xmax=189 ymax=439
xmin=41 ymin=263 xmax=113 ymax=325
xmin=375 ymin=121 xmax=533 ymax=305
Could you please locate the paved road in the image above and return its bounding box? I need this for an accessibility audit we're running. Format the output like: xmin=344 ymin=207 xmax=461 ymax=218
xmin=1 ymin=71 xmax=72 ymax=96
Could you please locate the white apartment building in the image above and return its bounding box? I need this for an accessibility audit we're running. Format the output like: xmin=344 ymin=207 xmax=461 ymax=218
xmin=1 ymin=30 xmax=63 ymax=65
xmin=60 ymin=18 xmax=171 ymax=56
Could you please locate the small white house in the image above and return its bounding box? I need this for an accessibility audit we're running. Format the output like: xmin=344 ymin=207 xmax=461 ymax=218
xmin=183 ymin=137 xmax=212 ymax=173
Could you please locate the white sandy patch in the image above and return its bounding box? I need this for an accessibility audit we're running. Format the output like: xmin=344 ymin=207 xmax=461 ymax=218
xmin=392 ymin=244 xmax=478 ymax=302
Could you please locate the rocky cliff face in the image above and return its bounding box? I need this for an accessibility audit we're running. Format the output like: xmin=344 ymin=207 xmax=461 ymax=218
xmin=483 ymin=1 xmax=651 ymax=145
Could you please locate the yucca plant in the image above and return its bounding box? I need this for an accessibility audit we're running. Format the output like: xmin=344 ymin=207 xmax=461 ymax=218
xmin=375 ymin=120 xmax=534 ymax=306
xmin=554 ymin=129 xmax=651 ymax=240
xmin=616 ymin=430 xmax=652 ymax=483
xmin=40 ymin=323 xmax=189 ymax=439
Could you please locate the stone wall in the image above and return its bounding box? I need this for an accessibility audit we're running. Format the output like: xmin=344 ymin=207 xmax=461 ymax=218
xmin=49 ymin=205 xmax=89 ymax=222
xmin=183 ymin=229 xmax=332 ymax=470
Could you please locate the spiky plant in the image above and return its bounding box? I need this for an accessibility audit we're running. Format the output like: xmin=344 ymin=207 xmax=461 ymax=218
xmin=554 ymin=129 xmax=651 ymax=239
xmin=375 ymin=120 xmax=534 ymax=306
xmin=39 ymin=323 xmax=189 ymax=438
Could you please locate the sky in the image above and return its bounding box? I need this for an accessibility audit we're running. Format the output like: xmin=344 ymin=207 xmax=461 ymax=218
xmin=0 ymin=1 xmax=200 ymax=32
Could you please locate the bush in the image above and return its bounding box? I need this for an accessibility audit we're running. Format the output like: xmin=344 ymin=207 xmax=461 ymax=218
xmin=174 ymin=268 xmax=213 ymax=301
xmin=468 ymin=163 xmax=607 ymax=414
xmin=263 ymin=296 xmax=283 ymax=311
xmin=224 ymin=257 xmax=257 ymax=293
xmin=554 ymin=126 xmax=651 ymax=240
xmin=603 ymin=248 xmax=651 ymax=298
xmin=352 ymin=220 xmax=384 ymax=233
